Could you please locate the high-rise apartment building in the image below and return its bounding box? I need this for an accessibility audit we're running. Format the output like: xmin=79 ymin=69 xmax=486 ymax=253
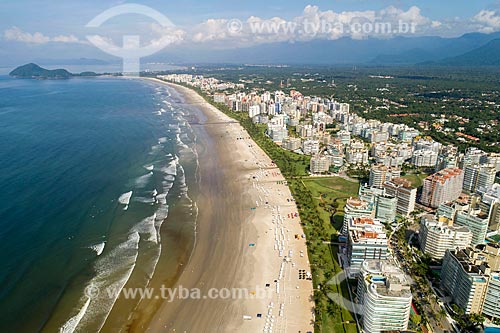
xmin=421 ymin=168 xmax=464 ymax=208
xmin=347 ymin=217 xmax=388 ymax=277
xmin=463 ymin=165 xmax=496 ymax=193
xmin=342 ymin=197 xmax=375 ymax=234
xmin=383 ymin=178 xmax=417 ymax=217
xmin=369 ymin=164 xmax=401 ymax=188
xmin=455 ymin=209 xmax=489 ymax=246
xmin=357 ymin=260 xmax=412 ymax=333
xmin=420 ymin=216 xmax=472 ymax=259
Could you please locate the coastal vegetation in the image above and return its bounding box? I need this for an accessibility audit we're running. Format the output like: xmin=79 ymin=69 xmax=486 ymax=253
xmin=10 ymin=63 xmax=99 ymax=79
xmin=176 ymin=82 xmax=361 ymax=332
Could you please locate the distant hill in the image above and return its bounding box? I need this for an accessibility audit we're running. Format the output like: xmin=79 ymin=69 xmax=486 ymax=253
xmin=370 ymin=32 xmax=500 ymax=65
xmin=431 ymin=39 xmax=500 ymax=66
xmin=370 ymin=48 xmax=437 ymax=65
xmin=9 ymin=63 xmax=98 ymax=79
xmin=10 ymin=63 xmax=72 ymax=78
xmin=33 ymin=58 xmax=110 ymax=66
xmin=145 ymin=31 xmax=500 ymax=66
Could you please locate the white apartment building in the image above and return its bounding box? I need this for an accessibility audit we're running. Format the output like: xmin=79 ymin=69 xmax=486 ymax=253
xmin=420 ymin=216 xmax=472 ymax=259
xmin=302 ymin=140 xmax=320 ymax=155
xmin=342 ymin=197 xmax=374 ymax=234
xmin=357 ymin=260 xmax=412 ymax=333
xmin=383 ymin=178 xmax=417 ymax=217
xmin=412 ymin=149 xmax=439 ymax=168
xmin=347 ymin=217 xmax=388 ymax=277
xmin=281 ymin=137 xmax=302 ymax=151
xmin=369 ymin=164 xmax=401 ymax=188
xmin=455 ymin=209 xmax=489 ymax=246
xmin=310 ymin=155 xmax=330 ymax=174
xmin=463 ymin=165 xmax=497 ymax=194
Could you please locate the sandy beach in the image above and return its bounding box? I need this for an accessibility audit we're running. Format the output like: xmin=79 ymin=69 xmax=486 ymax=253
xmin=141 ymin=78 xmax=314 ymax=333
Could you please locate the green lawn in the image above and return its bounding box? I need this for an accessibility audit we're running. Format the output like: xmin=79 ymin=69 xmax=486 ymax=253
xmin=489 ymin=234 xmax=500 ymax=242
xmin=303 ymin=177 xmax=360 ymax=231
xmin=401 ymin=173 xmax=428 ymax=188
xmin=302 ymin=177 xmax=360 ymax=332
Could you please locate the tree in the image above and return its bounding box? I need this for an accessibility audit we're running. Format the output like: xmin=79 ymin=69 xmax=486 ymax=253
xmin=469 ymin=313 xmax=485 ymax=327
xmin=411 ymin=314 xmax=422 ymax=326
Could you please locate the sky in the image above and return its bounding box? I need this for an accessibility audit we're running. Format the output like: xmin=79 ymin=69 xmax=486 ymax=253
xmin=1 ymin=0 xmax=500 ymax=66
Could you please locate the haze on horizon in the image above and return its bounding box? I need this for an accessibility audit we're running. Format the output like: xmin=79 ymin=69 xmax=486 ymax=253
xmin=1 ymin=0 xmax=500 ymax=67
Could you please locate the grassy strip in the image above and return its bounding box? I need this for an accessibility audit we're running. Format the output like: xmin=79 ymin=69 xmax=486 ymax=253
xmin=171 ymin=83 xmax=359 ymax=332
xmin=401 ymin=173 xmax=428 ymax=188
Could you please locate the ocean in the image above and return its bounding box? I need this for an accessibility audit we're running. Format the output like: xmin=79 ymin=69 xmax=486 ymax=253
xmin=0 ymin=76 xmax=200 ymax=332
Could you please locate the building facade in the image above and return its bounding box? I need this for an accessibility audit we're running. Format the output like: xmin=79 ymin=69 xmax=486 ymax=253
xmin=455 ymin=209 xmax=489 ymax=246
xmin=347 ymin=217 xmax=389 ymax=277
xmin=369 ymin=164 xmax=401 ymax=188
xmin=421 ymin=168 xmax=464 ymax=208
xmin=357 ymin=260 xmax=412 ymax=333
xmin=441 ymin=249 xmax=490 ymax=314
xmin=419 ymin=217 xmax=472 ymax=259
xmin=383 ymin=178 xmax=417 ymax=217
xmin=310 ymin=155 xmax=330 ymax=174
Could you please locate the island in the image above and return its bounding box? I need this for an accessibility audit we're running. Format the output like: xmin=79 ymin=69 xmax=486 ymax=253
xmin=9 ymin=63 xmax=98 ymax=79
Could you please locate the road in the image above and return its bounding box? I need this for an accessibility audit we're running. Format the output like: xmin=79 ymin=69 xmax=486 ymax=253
xmin=388 ymin=220 xmax=453 ymax=333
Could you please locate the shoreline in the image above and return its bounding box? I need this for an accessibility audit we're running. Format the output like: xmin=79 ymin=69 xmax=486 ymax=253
xmin=142 ymin=78 xmax=314 ymax=332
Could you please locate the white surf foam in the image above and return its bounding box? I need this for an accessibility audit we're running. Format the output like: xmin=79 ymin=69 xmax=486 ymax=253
xmin=176 ymin=133 xmax=189 ymax=149
xmin=155 ymin=205 xmax=169 ymax=223
xmin=135 ymin=172 xmax=153 ymax=188
xmin=164 ymin=175 xmax=175 ymax=182
xmin=133 ymin=213 xmax=158 ymax=244
xmin=59 ymin=232 xmax=140 ymax=333
xmin=160 ymin=158 xmax=178 ymax=176
xmin=132 ymin=197 xmax=155 ymax=205
xmin=155 ymin=193 xmax=168 ymax=205
xmin=59 ymin=297 xmax=91 ymax=333
xmin=118 ymin=191 xmax=133 ymax=210
xmin=161 ymin=181 xmax=174 ymax=191
xmin=89 ymin=242 xmax=106 ymax=256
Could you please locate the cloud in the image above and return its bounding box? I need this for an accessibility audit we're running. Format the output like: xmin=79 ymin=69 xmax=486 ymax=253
xmin=5 ymin=6 xmax=500 ymax=52
xmin=4 ymin=26 xmax=86 ymax=44
xmin=473 ymin=10 xmax=500 ymax=33
xmin=4 ymin=27 xmax=50 ymax=44
xmin=431 ymin=21 xmax=442 ymax=28
xmin=186 ymin=5 xmax=437 ymax=46
xmin=150 ymin=23 xmax=186 ymax=46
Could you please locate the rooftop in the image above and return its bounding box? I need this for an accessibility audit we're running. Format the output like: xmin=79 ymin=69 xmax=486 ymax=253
xmin=425 ymin=168 xmax=463 ymax=184
xmin=385 ymin=177 xmax=414 ymax=189
xmin=361 ymin=260 xmax=412 ymax=298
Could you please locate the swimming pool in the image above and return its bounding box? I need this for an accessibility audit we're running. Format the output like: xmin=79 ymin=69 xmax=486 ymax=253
xmin=485 ymin=327 xmax=500 ymax=333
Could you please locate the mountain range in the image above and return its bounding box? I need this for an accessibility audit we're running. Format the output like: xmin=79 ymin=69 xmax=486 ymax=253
xmin=6 ymin=31 xmax=500 ymax=68
xmin=145 ymin=31 xmax=500 ymax=66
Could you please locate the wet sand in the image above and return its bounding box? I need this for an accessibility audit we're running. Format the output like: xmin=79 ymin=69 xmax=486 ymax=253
xmin=144 ymin=79 xmax=314 ymax=333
